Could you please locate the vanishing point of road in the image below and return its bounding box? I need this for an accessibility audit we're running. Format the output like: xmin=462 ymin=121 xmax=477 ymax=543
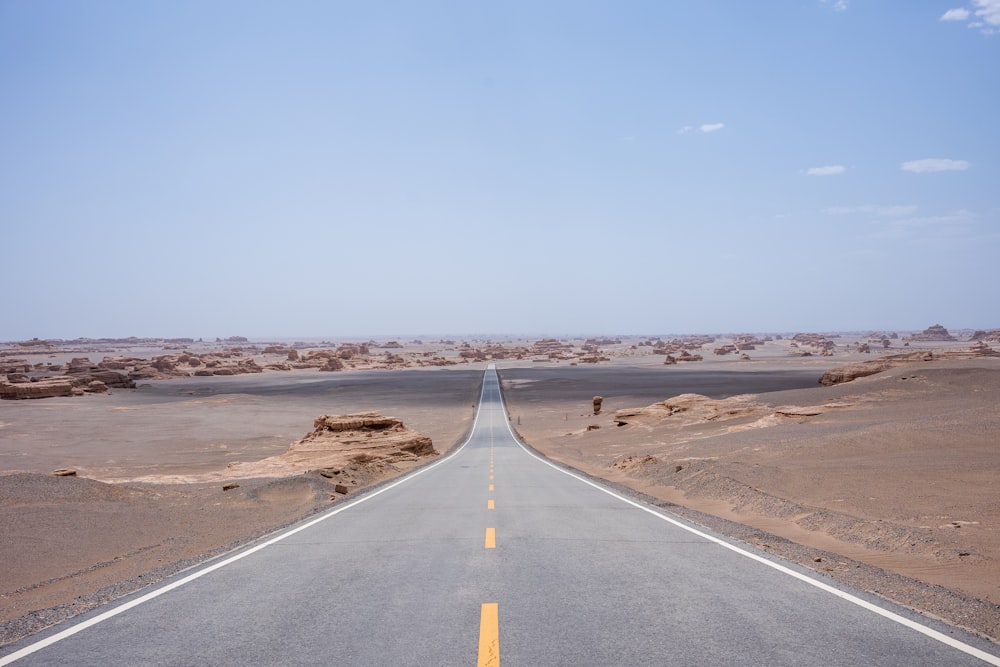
xmin=3 ymin=366 xmax=998 ymax=665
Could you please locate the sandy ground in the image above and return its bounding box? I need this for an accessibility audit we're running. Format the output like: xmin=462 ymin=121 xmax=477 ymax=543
xmin=3 ymin=335 xmax=999 ymax=645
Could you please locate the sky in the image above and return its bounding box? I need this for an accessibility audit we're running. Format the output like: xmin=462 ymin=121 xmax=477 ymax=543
xmin=2 ymin=1 xmax=998 ymax=340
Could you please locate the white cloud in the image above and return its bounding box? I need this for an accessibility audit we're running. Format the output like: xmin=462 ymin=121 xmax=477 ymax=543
xmin=678 ymin=123 xmax=724 ymax=135
xmin=825 ymin=204 xmax=918 ymax=217
xmin=806 ymin=165 xmax=846 ymax=176
xmin=940 ymin=1 xmax=1000 ymax=34
xmin=974 ymin=0 xmax=1000 ymax=26
xmin=820 ymin=0 xmax=849 ymax=11
xmin=901 ymin=158 xmax=971 ymax=173
xmin=941 ymin=8 xmax=971 ymax=20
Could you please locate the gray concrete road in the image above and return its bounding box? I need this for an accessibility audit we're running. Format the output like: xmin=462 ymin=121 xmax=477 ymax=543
xmin=3 ymin=367 xmax=998 ymax=665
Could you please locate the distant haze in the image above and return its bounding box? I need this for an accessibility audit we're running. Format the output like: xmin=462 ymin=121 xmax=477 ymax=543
xmin=2 ymin=2 xmax=998 ymax=340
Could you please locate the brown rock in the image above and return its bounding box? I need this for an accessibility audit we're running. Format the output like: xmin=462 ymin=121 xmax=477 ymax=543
xmin=52 ymin=469 xmax=77 ymax=477
xmin=0 ymin=378 xmax=74 ymax=400
xmin=312 ymin=413 xmax=402 ymax=432
xmin=84 ymin=380 xmax=109 ymax=394
xmin=593 ymin=396 xmax=603 ymax=415
xmin=334 ymin=484 xmax=349 ymax=494
xmin=820 ymin=360 xmax=896 ymax=386
xmin=67 ymin=367 xmax=135 ymax=389
xmin=906 ymin=324 xmax=957 ymax=342
xmin=152 ymin=357 xmax=176 ymax=372
xmin=319 ymin=357 xmax=345 ymax=372
xmin=222 ymin=482 xmax=240 ymax=491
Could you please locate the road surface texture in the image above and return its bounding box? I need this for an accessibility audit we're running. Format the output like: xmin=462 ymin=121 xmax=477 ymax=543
xmin=3 ymin=367 xmax=998 ymax=665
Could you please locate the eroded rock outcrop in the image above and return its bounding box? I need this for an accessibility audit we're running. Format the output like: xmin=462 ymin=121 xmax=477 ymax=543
xmin=0 ymin=378 xmax=75 ymax=400
xmin=906 ymin=324 xmax=957 ymax=342
xmin=217 ymin=413 xmax=438 ymax=480
xmin=819 ymin=360 xmax=900 ymax=386
xmin=819 ymin=345 xmax=1000 ymax=386
xmin=970 ymin=329 xmax=1000 ymax=343
xmin=792 ymin=333 xmax=836 ymax=354
xmin=613 ymin=394 xmax=762 ymax=426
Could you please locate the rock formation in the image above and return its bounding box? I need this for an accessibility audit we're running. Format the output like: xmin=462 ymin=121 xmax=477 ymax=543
xmin=613 ymin=394 xmax=762 ymax=427
xmin=0 ymin=378 xmax=75 ymax=400
xmin=820 ymin=345 xmax=1000 ymax=386
xmin=819 ymin=359 xmax=900 ymax=386
xmin=970 ymin=329 xmax=1000 ymax=343
xmin=65 ymin=358 xmax=135 ymax=388
xmin=214 ymin=413 xmax=438 ymax=481
xmin=906 ymin=324 xmax=957 ymax=342
xmin=0 ymin=361 xmax=127 ymax=399
xmin=792 ymin=333 xmax=836 ymax=354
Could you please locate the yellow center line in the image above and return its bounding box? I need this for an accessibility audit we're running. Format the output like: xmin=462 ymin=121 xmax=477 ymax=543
xmin=485 ymin=527 xmax=496 ymax=549
xmin=488 ymin=484 xmax=494 ymax=491
xmin=487 ymin=499 xmax=495 ymax=510
xmin=489 ymin=475 xmax=494 ymax=480
xmin=477 ymin=603 xmax=500 ymax=667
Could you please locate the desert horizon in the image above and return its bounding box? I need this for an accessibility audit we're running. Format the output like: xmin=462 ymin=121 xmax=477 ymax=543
xmin=3 ymin=324 xmax=999 ymax=647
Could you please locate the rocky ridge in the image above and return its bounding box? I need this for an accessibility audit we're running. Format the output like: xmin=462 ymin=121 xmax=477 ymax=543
xmin=819 ymin=346 xmax=1000 ymax=386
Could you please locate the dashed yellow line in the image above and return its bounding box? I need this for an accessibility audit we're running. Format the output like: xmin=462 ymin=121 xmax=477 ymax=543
xmin=487 ymin=499 xmax=494 ymax=510
xmin=477 ymin=602 xmax=500 ymax=666
xmin=485 ymin=527 xmax=496 ymax=549
xmin=488 ymin=484 xmax=494 ymax=492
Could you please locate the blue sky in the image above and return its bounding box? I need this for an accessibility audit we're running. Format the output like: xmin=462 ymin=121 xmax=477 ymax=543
xmin=2 ymin=1 xmax=998 ymax=339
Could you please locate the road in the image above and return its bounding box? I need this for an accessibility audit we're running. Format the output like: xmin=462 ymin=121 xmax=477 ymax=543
xmin=3 ymin=366 xmax=998 ymax=665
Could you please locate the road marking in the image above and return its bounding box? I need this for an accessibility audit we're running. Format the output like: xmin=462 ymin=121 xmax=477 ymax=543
xmin=488 ymin=484 xmax=494 ymax=491
xmin=477 ymin=603 xmax=499 ymax=667
xmin=491 ymin=371 xmax=1000 ymax=667
xmin=489 ymin=475 xmax=494 ymax=480
xmin=487 ymin=499 xmax=495 ymax=510
xmin=485 ymin=527 xmax=496 ymax=549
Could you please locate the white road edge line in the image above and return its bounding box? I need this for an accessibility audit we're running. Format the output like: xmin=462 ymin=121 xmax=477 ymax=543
xmin=0 ymin=370 xmax=493 ymax=666
xmin=492 ymin=368 xmax=1000 ymax=666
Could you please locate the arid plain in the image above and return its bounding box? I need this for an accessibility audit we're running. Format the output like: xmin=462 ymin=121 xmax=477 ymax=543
xmin=2 ymin=329 xmax=998 ymax=645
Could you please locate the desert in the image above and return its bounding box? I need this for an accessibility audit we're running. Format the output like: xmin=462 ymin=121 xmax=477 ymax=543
xmin=2 ymin=328 xmax=999 ymax=646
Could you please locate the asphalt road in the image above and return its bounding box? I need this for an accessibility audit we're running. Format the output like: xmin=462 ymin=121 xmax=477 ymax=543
xmin=3 ymin=367 xmax=998 ymax=666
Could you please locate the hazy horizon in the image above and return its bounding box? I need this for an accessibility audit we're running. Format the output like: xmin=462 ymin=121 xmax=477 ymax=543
xmin=3 ymin=2 xmax=998 ymax=341
xmin=3 ymin=323 xmax=992 ymax=346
